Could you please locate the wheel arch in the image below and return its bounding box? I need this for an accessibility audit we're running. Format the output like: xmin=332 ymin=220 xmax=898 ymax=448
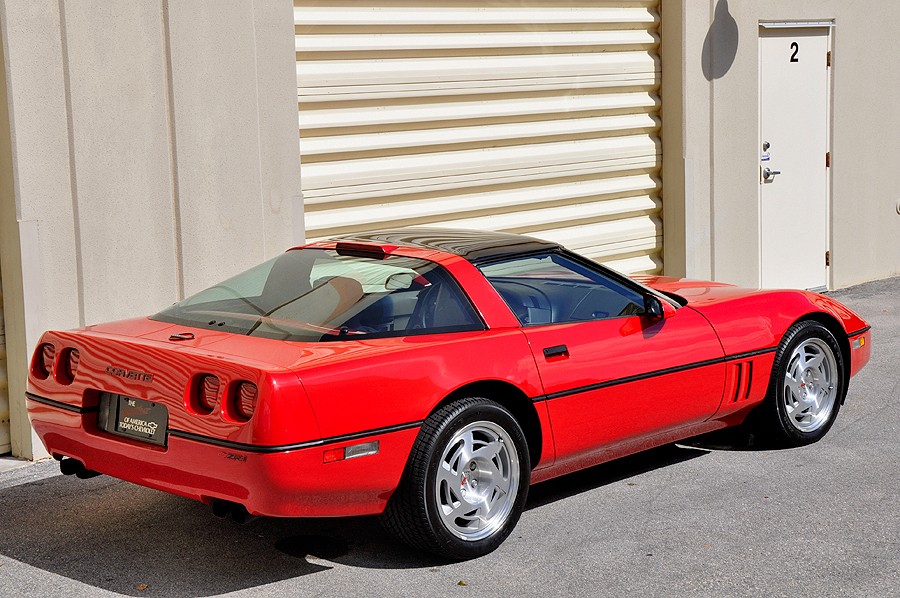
xmin=431 ymin=380 xmax=543 ymax=469
xmin=791 ymin=312 xmax=852 ymax=402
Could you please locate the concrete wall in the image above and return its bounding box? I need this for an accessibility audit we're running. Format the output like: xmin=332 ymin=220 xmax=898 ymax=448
xmin=0 ymin=0 xmax=301 ymax=459
xmin=662 ymin=0 xmax=900 ymax=289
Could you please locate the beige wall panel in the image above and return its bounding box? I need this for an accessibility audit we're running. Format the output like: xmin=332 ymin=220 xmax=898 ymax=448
xmin=169 ymin=1 xmax=295 ymax=297
xmin=252 ymin=2 xmax=304 ymax=251
xmin=0 ymin=277 xmax=8 ymax=454
xmin=670 ymin=0 xmax=900 ymax=288
xmin=1 ymin=1 xmax=77 ymax=459
xmin=62 ymin=1 xmax=178 ymax=324
xmin=706 ymin=0 xmax=764 ymax=286
xmin=1 ymin=1 xmax=80 ymax=332
xmin=661 ymin=0 xmax=714 ymax=282
xmin=0 ymin=1 xmax=300 ymax=458
xmin=829 ymin=10 xmax=900 ymax=287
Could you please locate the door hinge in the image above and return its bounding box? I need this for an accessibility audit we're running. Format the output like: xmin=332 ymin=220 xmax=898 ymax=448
xmin=827 ymin=51 xmax=831 ymax=67
xmin=825 ymin=250 xmax=830 ymax=267
xmin=826 ymin=151 xmax=830 ymax=167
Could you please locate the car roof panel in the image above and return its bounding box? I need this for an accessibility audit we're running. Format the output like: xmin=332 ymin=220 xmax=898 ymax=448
xmin=330 ymin=227 xmax=559 ymax=261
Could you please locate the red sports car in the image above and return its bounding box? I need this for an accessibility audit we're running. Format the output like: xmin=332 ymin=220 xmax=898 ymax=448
xmin=27 ymin=228 xmax=871 ymax=559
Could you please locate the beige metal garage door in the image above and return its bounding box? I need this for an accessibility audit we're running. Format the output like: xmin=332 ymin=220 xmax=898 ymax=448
xmin=295 ymin=1 xmax=662 ymax=274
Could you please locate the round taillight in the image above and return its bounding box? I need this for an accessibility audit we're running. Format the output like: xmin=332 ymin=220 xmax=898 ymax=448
xmin=197 ymin=375 xmax=220 ymax=414
xmin=234 ymin=382 xmax=258 ymax=421
xmin=62 ymin=349 xmax=80 ymax=383
xmin=36 ymin=344 xmax=56 ymax=379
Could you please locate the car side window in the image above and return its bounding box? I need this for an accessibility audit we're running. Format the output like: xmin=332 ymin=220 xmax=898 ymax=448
xmin=478 ymin=253 xmax=646 ymax=326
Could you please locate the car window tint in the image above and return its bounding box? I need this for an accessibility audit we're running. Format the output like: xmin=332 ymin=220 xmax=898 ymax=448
xmin=153 ymin=249 xmax=483 ymax=341
xmin=478 ymin=253 xmax=645 ymax=326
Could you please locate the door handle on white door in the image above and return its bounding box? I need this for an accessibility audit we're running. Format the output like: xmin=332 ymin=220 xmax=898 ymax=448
xmin=763 ymin=167 xmax=781 ymax=180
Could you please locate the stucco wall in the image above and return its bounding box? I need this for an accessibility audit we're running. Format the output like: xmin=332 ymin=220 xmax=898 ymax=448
xmin=0 ymin=0 xmax=301 ymax=458
xmin=663 ymin=0 xmax=900 ymax=289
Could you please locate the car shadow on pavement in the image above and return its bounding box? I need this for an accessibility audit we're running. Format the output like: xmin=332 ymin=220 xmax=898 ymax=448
xmin=525 ymin=443 xmax=710 ymax=510
xmin=0 ymin=470 xmax=441 ymax=596
xmin=681 ymin=422 xmax=786 ymax=452
xmin=0 ymin=439 xmax=759 ymax=591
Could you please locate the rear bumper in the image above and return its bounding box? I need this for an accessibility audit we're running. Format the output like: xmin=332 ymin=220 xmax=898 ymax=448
xmin=27 ymin=395 xmax=418 ymax=517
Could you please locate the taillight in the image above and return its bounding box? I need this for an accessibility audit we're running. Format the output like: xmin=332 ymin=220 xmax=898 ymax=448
xmin=197 ymin=375 xmax=220 ymax=414
xmin=59 ymin=349 xmax=80 ymax=384
xmin=234 ymin=382 xmax=258 ymax=421
xmin=34 ymin=343 xmax=56 ymax=379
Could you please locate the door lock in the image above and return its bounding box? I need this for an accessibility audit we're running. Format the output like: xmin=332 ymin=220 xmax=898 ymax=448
xmin=763 ymin=167 xmax=781 ymax=181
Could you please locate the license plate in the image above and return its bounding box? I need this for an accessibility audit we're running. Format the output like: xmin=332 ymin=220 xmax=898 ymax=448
xmin=112 ymin=395 xmax=168 ymax=446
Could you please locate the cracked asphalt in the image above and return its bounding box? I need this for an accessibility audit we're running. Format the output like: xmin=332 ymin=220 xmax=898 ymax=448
xmin=1 ymin=276 xmax=897 ymax=598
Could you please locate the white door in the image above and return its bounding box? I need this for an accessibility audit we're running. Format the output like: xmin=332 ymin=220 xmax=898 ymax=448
xmin=759 ymin=27 xmax=830 ymax=290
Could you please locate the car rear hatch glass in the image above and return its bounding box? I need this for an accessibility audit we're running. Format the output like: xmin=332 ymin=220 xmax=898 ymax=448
xmin=151 ymin=248 xmax=484 ymax=341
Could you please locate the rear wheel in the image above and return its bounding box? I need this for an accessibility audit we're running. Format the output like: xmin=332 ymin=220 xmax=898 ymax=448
xmin=762 ymin=320 xmax=846 ymax=446
xmin=381 ymin=398 xmax=530 ymax=560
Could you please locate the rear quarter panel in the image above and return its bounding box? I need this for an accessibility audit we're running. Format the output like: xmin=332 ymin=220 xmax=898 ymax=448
xmin=291 ymin=329 xmax=543 ymax=439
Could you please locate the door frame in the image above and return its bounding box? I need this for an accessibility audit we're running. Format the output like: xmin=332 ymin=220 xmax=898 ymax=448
xmin=758 ymin=21 xmax=834 ymax=291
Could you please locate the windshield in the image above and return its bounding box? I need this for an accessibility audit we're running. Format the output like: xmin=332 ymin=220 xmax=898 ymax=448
xmin=152 ymin=248 xmax=483 ymax=341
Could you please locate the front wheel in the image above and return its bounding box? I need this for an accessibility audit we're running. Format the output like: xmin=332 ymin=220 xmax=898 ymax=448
xmin=762 ymin=320 xmax=846 ymax=446
xmin=381 ymin=398 xmax=530 ymax=560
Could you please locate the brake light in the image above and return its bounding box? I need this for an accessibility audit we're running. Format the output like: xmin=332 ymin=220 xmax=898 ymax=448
xmin=34 ymin=344 xmax=55 ymax=379
xmin=60 ymin=349 xmax=80 ymax=383
xmin=197 ymin=375 xmax=220 ymax=414
xmin=234 ymin=382 xmax=258 ymax=421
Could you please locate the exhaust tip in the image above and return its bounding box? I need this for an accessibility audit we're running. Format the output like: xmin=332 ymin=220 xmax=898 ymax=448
xmin=230 ymin=504 xmax=259 ymax=525
xmin=60 ymin=458 xmax=99 ymax=478
xmin=59 ymin=458 xmax=80 ymax=476
xmin=211 ymin=499 xmax=232 ymax=519
xmin=210 ymin=499 xmax=258 ymax=524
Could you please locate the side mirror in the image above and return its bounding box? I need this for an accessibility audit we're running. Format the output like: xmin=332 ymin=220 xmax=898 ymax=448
xmin=643 ymin=294 xmax=675 ymax=321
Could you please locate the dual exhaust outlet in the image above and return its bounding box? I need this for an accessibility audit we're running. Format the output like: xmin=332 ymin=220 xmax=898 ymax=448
xmin=59 ymin=457 xmax=101 ymax=479
xmin=210 ymin=498 xmax=258 ymax=525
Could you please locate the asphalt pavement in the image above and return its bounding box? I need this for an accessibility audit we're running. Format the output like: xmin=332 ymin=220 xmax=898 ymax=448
xmin=1 ymin=276 xmax=898 ymax=598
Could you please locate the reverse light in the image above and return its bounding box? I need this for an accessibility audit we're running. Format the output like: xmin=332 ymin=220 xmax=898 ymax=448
xmin=197 ymin=375 xmax=220 ymax=414
xmin=233 ymin=382 xmax=258 ymax=421
xmin=323 ymin=441 xmax=379 ymax=463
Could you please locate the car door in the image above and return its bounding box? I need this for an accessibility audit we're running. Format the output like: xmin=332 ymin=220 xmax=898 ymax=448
xmin=478 ymin=252 xmax=726 ymax=470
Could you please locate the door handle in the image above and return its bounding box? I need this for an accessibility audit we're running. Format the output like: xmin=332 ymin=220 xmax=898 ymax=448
xmin=763 ymin=167 xmax=781 ymax=181
xmin=543 ymin=345 xmax=569 ymax=359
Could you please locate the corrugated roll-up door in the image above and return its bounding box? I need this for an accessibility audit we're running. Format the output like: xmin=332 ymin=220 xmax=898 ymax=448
xmin=295 ymin=1 xmax=662 ymax=274
xmin=0 ymin=272 xmax=10 ymax=454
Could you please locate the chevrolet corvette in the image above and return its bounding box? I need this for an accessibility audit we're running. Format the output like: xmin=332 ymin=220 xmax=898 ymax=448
xmin=27 ymin=228 xmax=871 ymax=559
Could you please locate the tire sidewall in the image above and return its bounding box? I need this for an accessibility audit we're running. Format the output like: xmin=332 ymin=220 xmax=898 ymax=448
xmin=422 ymin=400 xmax=530 ymax=559
xmin=772 ymin=321 xmax=845 ymax=445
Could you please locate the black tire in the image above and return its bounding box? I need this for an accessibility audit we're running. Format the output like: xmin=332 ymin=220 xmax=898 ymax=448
xmin=759 ymin=320 xmax=846 ymax=446
xmin=380 ymin=398 xmax=530 ymax=560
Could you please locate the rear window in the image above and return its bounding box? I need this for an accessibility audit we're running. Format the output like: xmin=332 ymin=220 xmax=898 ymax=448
xmin=152 ymin=249 xmax=483 ymax=341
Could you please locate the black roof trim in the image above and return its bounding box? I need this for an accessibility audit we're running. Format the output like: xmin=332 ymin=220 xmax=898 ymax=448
xmin=330 ymin=227 xmax=560 ymax=261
